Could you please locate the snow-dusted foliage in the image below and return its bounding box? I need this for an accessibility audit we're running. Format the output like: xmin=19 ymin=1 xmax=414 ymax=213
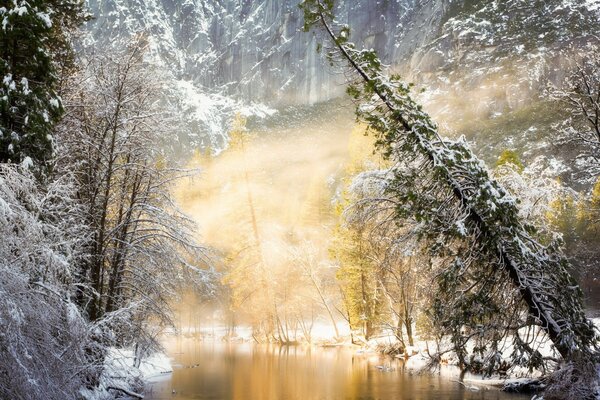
xmin=343 ymin=169 xmax=430 ymax=347
xmin=56 ymin=38 xmax=216 ymax=351
xmin=1 ymin=4 xmax=218 ymax=398
xmin=493 ymin=157 xmax=572 ymax=231
xmin=0 ymin=165 xmax=97 ymax=399
xmin=301 ymin=0 xmax=598 ymax=391
xmin=550 ymin=48 xmax=600 ymax=183
xmin=0 ymin=0 xmax=87 ymax=170
xmin=0 ymin=36 xmax=216 ymax=400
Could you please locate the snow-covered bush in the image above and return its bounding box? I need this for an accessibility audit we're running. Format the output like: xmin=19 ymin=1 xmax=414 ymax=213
xmin=0 ymin=165 xmax=97 ymax=399
xmin=542 ymin=357 xmax=599 ymax=399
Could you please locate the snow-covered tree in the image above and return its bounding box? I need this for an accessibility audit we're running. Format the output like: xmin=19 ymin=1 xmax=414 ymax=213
xmin=346 ymin=169 xmax=430 ymax=348
xmin=493 ymin=154 xmax=569 ymax=233
xmin=300 ymin=0 xmax=598 ymax=389
xmin=56 ymin=38 xmax=214 ymax=355
xmin=0 ymin=0 xmax=86 ymax=172
xmin=551 ymin=48 xmax=600 ymax=182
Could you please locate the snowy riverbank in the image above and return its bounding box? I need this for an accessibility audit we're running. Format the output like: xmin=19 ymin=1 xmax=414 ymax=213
xmin=88 ymin=318 xmax=600 ymax=399
xmin=80 ymin=349 xmax=173 ymax=400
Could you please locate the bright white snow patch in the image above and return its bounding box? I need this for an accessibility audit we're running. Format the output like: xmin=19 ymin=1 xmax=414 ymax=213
xmin=49 ymin=98 xmax=60 ymax=108
xmin=13 ymin=6 xmax=28 ymax=16
xmin=80 ymin=348 xmax=173 ymax=400
xmin=20 ymin=77 xmax=30 ymax=95
xmin=586 ymin=0 xmax=600 ymax=11
xmin=36 ymin=12 xmax=52 ymax=28
xmin=21 ymin=157 xmax=33 ymax=169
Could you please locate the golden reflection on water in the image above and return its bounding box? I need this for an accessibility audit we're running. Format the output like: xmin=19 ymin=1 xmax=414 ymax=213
xmin=146 ymin=339 xmax=530 ymax=400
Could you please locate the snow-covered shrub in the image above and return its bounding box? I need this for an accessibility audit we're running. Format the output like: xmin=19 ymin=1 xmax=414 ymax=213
xmin=0 ymin=165 xmax=96 ymax=399
xmin=543 ymin=357 xmax=599 ymax=399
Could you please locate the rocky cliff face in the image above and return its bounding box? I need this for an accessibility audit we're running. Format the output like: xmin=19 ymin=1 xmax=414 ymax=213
xmin=83 ymin=0 xmax=600 ymax=155
xmin=85 ymin=0 xmax=599 ymax=103
xmin=85 ymin=0 xmax=441 ymax=105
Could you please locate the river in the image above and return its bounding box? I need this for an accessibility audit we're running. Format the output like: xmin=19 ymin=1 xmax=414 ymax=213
xmin=145 ymin=339 xmax=532 ymax=400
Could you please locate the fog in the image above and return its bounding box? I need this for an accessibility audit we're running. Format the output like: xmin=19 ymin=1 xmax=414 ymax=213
xmin=172 ymin=108 xmax=368 ymax=332
xmin=176 ymin=110 xmax=356 ymax=250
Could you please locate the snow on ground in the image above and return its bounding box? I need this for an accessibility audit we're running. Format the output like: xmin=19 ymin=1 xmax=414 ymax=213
xmin=80 ymin=348 xmax=173 ymax=400
xmin=172 ymin=322 xmax=352 ymax=343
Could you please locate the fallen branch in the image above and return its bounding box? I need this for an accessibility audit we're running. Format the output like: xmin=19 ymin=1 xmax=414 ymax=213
xmin=107 ymin=386 xmax=144 ymax=399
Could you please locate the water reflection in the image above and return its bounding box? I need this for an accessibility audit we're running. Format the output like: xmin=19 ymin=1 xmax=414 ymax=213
xmin=146 ymin=339 xmax=530 ymax=400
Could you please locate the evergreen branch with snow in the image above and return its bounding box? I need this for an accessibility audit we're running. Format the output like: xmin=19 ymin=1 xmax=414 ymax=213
xmin=300 ymin=0 xmax=599 ymax=383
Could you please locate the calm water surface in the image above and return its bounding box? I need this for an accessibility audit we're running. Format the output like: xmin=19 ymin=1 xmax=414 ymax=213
xmin=146 ymin=339 xmax=531 ymax=400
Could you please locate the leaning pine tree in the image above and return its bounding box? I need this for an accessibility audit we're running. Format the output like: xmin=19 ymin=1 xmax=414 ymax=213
xmin=300 ymin=0 xmax=598 ymax=395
